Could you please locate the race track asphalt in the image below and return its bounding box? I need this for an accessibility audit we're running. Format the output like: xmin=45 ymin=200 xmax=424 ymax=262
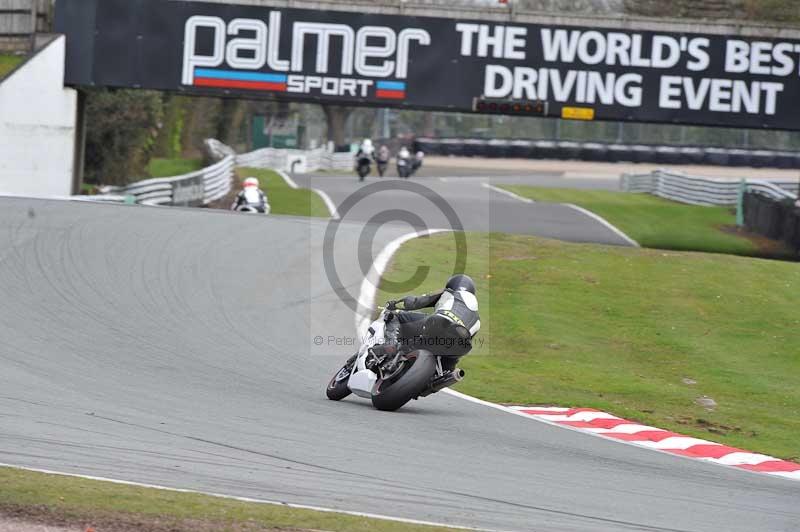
xmin=0 ymin=197 xmax=798 ymax=532
xmin=293 ymin=171 xmax=631 ymax=246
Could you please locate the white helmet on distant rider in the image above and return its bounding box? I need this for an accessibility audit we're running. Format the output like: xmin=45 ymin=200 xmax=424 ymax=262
xmin=360 ymin=138 xmax=374 ymax=155
xmin=243 ymin=177 xmax=259 ymax=188
xmin=398 ymin=146 xmax=410 ymax=158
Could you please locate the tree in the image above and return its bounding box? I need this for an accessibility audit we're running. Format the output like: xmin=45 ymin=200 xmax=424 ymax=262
xmin=83 ymin=89 xmax=163 ymax=186
xmin=322 ymin=104 xmax=353 ymax=150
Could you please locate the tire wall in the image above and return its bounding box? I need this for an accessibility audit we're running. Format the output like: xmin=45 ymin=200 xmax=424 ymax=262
xmin=413 ymin=138 xmax=800 ymax=170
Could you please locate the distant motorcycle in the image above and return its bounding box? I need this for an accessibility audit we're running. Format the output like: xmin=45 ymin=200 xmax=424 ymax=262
xmin=376 ymin=159 xmax=388 ymax=177
xmin=326 ymin=300 xmax=465 ymax=411
xmin=231 ymin=178 xmax=269 ymax=213
xmin=376 ymin=146 xmax=390 ymax=177
xmin=356 ymin=156 xmax=372 ymax=181
xmin=396 ymin=148 xmax=412 ymax=179
xmin=410 ymin=151 xmax=424 ymax=177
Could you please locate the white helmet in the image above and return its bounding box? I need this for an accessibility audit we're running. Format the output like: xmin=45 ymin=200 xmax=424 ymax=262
xmin=243 ymin=177 xmax=259 ymax=188
xmin=361 ymin=139 xmax=374 ymax=154
xmin=399 ymin=146 xmax=410 ymax=158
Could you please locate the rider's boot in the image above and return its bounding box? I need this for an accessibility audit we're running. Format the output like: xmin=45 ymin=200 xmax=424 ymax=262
xmin=381 ymin=316 xmax=401 ymax=356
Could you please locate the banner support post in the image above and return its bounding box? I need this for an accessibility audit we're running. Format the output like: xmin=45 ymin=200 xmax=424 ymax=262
xmin=736 ymin=179 xmax=746 ymax=227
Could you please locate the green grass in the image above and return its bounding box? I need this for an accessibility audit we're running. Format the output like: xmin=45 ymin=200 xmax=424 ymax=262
xmin=0 ymin=467 xmax=457 ymax=532
xmin=0 ymin=53 xmax=24 ymax=78
xmin=501 ymin=186 xmax=759 ymax=256
xmin=377 ymin=232 xmax=800 ymax=460
xmin=239 ymin=167 xmax=329 ymax=217
xmin=147 ymin=157 xmax=203 ymax=178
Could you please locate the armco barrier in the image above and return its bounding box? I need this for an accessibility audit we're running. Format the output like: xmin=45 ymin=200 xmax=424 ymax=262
xmin=99 ymin=152 xmax=235 ymax=206
xmin=235 ymin=146 xmax=352 ymax=173
xmin=90 ymin=139 xmax=349 ymax=206
xmin=414 ymin=138 xmax=800 ymax=169
xmin=621 ymin=170 xmax=799 ymax=206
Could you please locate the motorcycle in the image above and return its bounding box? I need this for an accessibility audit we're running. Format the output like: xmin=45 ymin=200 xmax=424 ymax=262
xmin=356 ymin=156 xmax=372 ymax=181
xmin=376 ymin=146 xmax=390 ymax=177
xmin=376 ymin=157 xmax=389 ymax=177
xmin=326 ymin=301 xmax=465 ymax=411
xmin=396 ymin=154 xmax=411 ymax=179
xmin=410 ymin=151 xmax=424 ymax=177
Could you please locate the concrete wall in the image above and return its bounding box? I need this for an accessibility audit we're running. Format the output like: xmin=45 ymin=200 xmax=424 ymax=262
xmin=0 ymin=35 xmax=77 ymax=197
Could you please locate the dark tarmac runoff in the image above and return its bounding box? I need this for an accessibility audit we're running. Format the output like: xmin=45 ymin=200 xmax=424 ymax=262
xmin=0 ymin=197 xmax=798 ymax=531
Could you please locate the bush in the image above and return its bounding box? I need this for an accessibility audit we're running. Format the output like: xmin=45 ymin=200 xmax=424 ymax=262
xmin=84 ymin=89 xmax=164 ymax=186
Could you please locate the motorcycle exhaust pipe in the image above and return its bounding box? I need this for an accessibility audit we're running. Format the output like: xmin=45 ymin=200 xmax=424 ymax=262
xmin=420 ymin=368 xmax=465 ymax=397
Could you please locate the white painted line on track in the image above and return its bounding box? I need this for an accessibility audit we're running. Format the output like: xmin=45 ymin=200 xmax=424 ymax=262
xmin=481 ymin=183 xmax=535 ymax=204
xmin=276 ymin=169 xmax=340 ymax=219
xmin=0 ymin=462 xmax=496 ymax=532
xmin=507 ymin=405 xmax=569 ymax=412
xmin=311 ymin=187 xmax=340 ymax=220
xmin=561 ymin=203 xmax=640 ymax=247
xmin=275 ymin=169 xmax=300 ymax=189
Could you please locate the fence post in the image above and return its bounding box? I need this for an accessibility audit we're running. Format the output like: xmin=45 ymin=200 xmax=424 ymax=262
xmin=29 ymin=0 xmax=37 ymax=52
xmin=736 ymin=179 xmax=746 ymax=226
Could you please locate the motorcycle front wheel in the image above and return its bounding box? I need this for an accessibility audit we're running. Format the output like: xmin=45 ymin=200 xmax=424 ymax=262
xmin=371 ymin=350 xmax=436 ymax=411
xmin=326 ymin=355 xmax=355 ymax=400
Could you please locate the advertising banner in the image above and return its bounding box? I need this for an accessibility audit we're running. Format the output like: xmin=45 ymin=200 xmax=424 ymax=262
xmin=56 ymin=0 xmax=800 ymax=129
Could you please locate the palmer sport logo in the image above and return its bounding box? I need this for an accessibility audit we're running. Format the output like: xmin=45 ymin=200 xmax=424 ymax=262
xmin=181 ymin=13 xmax=428 ymax=100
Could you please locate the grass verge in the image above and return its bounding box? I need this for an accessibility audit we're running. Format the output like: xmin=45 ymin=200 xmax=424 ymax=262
xmin=377 ymin=232 xmax=800 ymax=460
xmin=147 ymin=157 xmax=203 ymax=178
xmin=0 ymin=54 xmax=24 ymax=78
xmin=238 ymin=167 xmax=329 ymax=217
xmin=0 ymin=467 xmax=457 ymax=532
xmin=500 ymin=186 xmax=761 ymax=256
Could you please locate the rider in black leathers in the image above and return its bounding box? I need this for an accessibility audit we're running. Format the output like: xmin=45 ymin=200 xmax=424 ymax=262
xmin=382 ymin=275 xmax=480 ymax=370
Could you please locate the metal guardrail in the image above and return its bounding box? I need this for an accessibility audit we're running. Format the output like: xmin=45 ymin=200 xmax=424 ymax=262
xmin=86 ymin=138 xmax=349 ymax=207
xmin=235 ymin=146 xmax=352 ymax=173
xmin=97 ymin=151 xmax=235 ymax=206
xmin=621 ymin=170 xmax=799 ymax=206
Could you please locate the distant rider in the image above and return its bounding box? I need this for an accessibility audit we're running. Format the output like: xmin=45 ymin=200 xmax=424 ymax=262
xmin=356 ymin=138 xmax=375 ymax=160
xmin=376 ymin=144 xmax=391 ymax=177
xmin=231 ymin=177 xmax=269 ymax=213
xmin=382 ymin=275 xmax=481 ymax=370
xmin=411 ymin=150 xmax=425 ymax=175
xmin=377 ymin=144 xmax=390 ymax=162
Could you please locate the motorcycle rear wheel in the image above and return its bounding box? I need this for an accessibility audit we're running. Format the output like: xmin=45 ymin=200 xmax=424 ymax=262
xmin=371 ymin=350 xmax=436 ymax=411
